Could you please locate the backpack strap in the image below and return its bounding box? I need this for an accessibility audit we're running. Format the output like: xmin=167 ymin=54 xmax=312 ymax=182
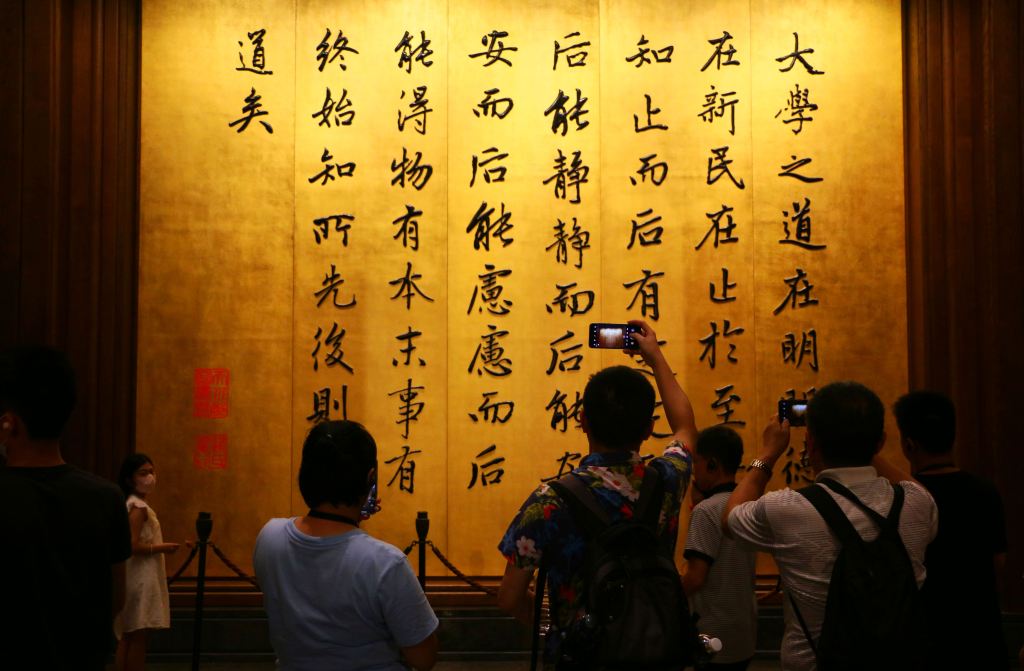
xmin=790 ymin=481 xmax=908 ymax=660
xmin=548 ymin=466 xmax=664 ymax=539
xmin=530 ymin=563 xmax=548 ymax=671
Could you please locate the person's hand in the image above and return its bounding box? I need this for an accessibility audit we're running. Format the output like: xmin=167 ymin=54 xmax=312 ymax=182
xmin=624 ymin=319 xmax=662 ymax=368
xmin=760 ymin=415 xmax=791 ymax=467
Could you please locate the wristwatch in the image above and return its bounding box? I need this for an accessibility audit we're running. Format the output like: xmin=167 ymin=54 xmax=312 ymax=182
xmin=748 ymin=458 xmax=773 ymax=476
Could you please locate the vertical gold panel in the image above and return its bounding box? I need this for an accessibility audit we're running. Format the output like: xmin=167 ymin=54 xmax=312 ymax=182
xmin=138 ymin=1 xmax=295 ymax=572
xmin=139 ymin=0 xmax=906 ymax=579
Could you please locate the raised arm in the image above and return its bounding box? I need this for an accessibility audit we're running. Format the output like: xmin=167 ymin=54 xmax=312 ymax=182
xmin=723 ymin=416 xmax=790 ymax=537
xmin=627 ymin=319 xmax=698 ymax=450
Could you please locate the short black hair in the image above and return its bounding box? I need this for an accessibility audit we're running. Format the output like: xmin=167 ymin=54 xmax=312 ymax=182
xmin=298 ymin=420 xmax=377 ymax=508
xmin=0 ymin=345 xmax=77 ymax=441
xmin=118 ymin=453 xmax=154 ymax=498
xmin=696 ymin=425 xmax=744 ymax=473
xmin=806 ymin=381 xmax=885 ymax=468
xmin=582 ymin=366 xmax=655 ymax=450
xmin=893 ymin=390 xmax=956 ymax=455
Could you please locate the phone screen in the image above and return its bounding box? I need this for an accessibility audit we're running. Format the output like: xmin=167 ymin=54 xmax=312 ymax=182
xmin=589 ymin=323 xmax=640 ymax=349
xmin=778 ymin=399 xmax=809 ymax=426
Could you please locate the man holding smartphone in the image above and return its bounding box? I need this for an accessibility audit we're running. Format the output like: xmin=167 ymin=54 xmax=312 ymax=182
xmin=496 ymin=320 xmax=697 ymax=670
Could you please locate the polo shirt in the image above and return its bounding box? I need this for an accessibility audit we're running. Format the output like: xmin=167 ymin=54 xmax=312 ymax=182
xmin=726 ymin=466 xmax=937 ymax=671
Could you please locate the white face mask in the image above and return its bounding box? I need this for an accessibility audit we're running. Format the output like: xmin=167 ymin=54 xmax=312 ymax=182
xmin=135 ymin=473 xmax=156 ymax=494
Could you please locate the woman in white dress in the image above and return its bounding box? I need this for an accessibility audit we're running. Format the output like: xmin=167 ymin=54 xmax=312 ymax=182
xmin=115 ymin=454 xmax=179 ymax=671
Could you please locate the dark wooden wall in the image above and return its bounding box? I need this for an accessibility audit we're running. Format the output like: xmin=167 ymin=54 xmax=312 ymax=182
xmin=904 ymin=0 xmax=1024 ymax=610
xmin=0 ymin=0 xmax=1021 ymax=609
xmin=0 ymin=0 xmax=139 ymax=479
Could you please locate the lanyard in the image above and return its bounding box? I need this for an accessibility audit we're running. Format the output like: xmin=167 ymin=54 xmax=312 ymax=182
xmin=307 ymin=509 xmax=360 ymax=526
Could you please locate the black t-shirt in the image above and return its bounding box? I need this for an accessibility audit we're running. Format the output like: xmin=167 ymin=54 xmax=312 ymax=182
xmin=0 ymin=464 xmax=132 ymax=670
xmin=916 ymin=469 xmax=1008 ymax=668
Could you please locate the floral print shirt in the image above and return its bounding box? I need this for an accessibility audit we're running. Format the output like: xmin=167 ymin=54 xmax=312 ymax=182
xmin=497 ymin=441 xmax=693 ymax=631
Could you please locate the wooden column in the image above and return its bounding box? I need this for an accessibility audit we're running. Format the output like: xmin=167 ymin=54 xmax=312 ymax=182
xmin=904 ymin=0 xmax=1024 ymax=610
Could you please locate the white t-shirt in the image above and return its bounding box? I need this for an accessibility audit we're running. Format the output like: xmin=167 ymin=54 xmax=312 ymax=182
xmin=727 ymin=467 xmax=937 ymax=671
xmin=253 ymin=518 xmax=438 ymax=671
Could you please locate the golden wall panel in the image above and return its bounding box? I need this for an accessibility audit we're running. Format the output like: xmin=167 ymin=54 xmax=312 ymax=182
xmin=139 ymin=0 xmax=905 ymax=578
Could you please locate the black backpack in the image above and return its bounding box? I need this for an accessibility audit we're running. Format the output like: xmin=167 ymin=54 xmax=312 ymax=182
xmin=535 ymin=467 xmax=699 ymax=671
xmin=791 ymin=479 xmax=925 ymax=671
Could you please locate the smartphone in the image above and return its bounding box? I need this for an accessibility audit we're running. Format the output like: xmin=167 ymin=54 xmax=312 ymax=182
xmin=360 ymin=483 xmax=379 ymax=518
xmin=778 ymin=398 xmax=809 ymax=426
xmin=589 ymin=323 xmax=641 ymax=349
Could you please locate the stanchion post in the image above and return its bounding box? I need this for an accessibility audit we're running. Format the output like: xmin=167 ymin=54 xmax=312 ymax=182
xmin=191 ymin=512 xmax=213 ymax=671
xmin=415 ymin=511 xmax=429 ymax=590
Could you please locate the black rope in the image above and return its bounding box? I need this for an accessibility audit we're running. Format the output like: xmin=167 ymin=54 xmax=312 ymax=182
xmin=210 ymin=542 xmax=260 ymax=589
xmin=166 ymin=544 xmax=199 ymax=586
xmin=426 ymin=541 xmax=498 ymax=596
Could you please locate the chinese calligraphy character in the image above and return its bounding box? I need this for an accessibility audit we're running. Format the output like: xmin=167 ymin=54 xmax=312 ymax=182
xmin=311 ymin=323 xmax=354 ymax=373
xmin=312 ymin=213 xmax=353 ymax=246
xmin=710 ymin=267 xmax=737 ymax=304
xmin=546 ymin=389 xmax=583 ymax=432
xmin=389 ymin=261 xmax=435 ymax=309
xmin=468 ymin=391 xmax=515 ymax=424
xmin=547 ymin=282 xmax=595 ymax=316
xmin=307 ymin=147 xmax=355 ymax=185
xmin=540 ymin=451 xmax=583 ymax=482
xmin=543 ymin=149 xmax=590 ymax=203
xmin=395 ymin=30 xmax=434 ymax=72
xmin=397 ymin=85 xmax=433 ymax=135
xmin=313 ymin=264 xmax=357 ymax=309
xmin=547 ymin=331 xmax=584 ymax=375
xmin=553 ymin=31 xmax=590 ymax=69
xmin=628 ymin=208 xmax=664 ymax=248
xmin=392 ymin=205 xmax=423 ymax=251
xmin=630 ymin=154 xmax=668 ymax=186
xmin=393 ymin=327 xmax=426 ymax=367
xmin=698 ymin=320 xmax=745 ymax=369
xmin=468 ymin=264 xmax=513 ymax=315
xmin=545 ymin=89 xmax=590 ymax=135
xmin=237 ymin=29 xmax=273 ymax=75
xmin=316 ymin=28 xmax=359 ymax=72
xmin=467 ymin=201 xmax=514 ymax=250
xmin=385 ymin=445 xmax=422 ymax=493
xmin=782 ymin=329 xmax=819 ymax=371
xmin=391 ymin=148 xmax=433 ymax=190
xmin=468 ymin=324 xmax=512 ymax=376
xmin=469 ymin=30 xmax=518 ymax=67
xmin=696 ymin=204 xmax=739 ymax=250
xmin=778 ymin=155 xmax=824 ymax=183
xmin=311 ymin=87 xmax=355 ymax=127
xmin=625 ymin=34 xmax=673 ymax=67
xmin=780 ymin=197 xmax=826 ymax=250
xmin=711 ymin=384 xmax=746 ymax=426
xmin=547 ymin=217 xmax=590 ymax=269
xmin=701 ymin=30 xmax=741 ymax=71
xmin=698 ymin=85 xmax=738 ymax=136
xmin=470 ymin=146 xmax=509 ymax=186
xmin=775 ymin=83 xmax=818 ymax=134
xmin=474 ymin=88 xmax=515 ymax=119
xmin=706 ymin=146 xmax=745 ymax=189
xmin=307 ymin=385 xmax=348 ymax=423
xmin=776 ymin=32 xmax=825 ymax=75
xmin=389 ymin=378 xmax=425 ymax=439
xmin=468 ymin=444 xmax=506 ymax=488
xmin=634 ymin=94 xmax=668 ymax=132
xmin=624 ymin=269 xmax=665 ymax=321
xmin=773 ymin=268 xmax=819 ymax=314
xmin=227 ymin=87 xmax=273 ymax=134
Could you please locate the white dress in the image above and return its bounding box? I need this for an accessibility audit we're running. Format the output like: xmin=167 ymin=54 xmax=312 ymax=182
xmin=116 ymin=495 xmax=171 ymax=635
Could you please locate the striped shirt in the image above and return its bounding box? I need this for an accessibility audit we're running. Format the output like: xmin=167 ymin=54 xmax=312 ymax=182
xmin=727 ymin=466 xmax=937 ymax=671
xmin=684 ymin=484 xmax=758 ymax=664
